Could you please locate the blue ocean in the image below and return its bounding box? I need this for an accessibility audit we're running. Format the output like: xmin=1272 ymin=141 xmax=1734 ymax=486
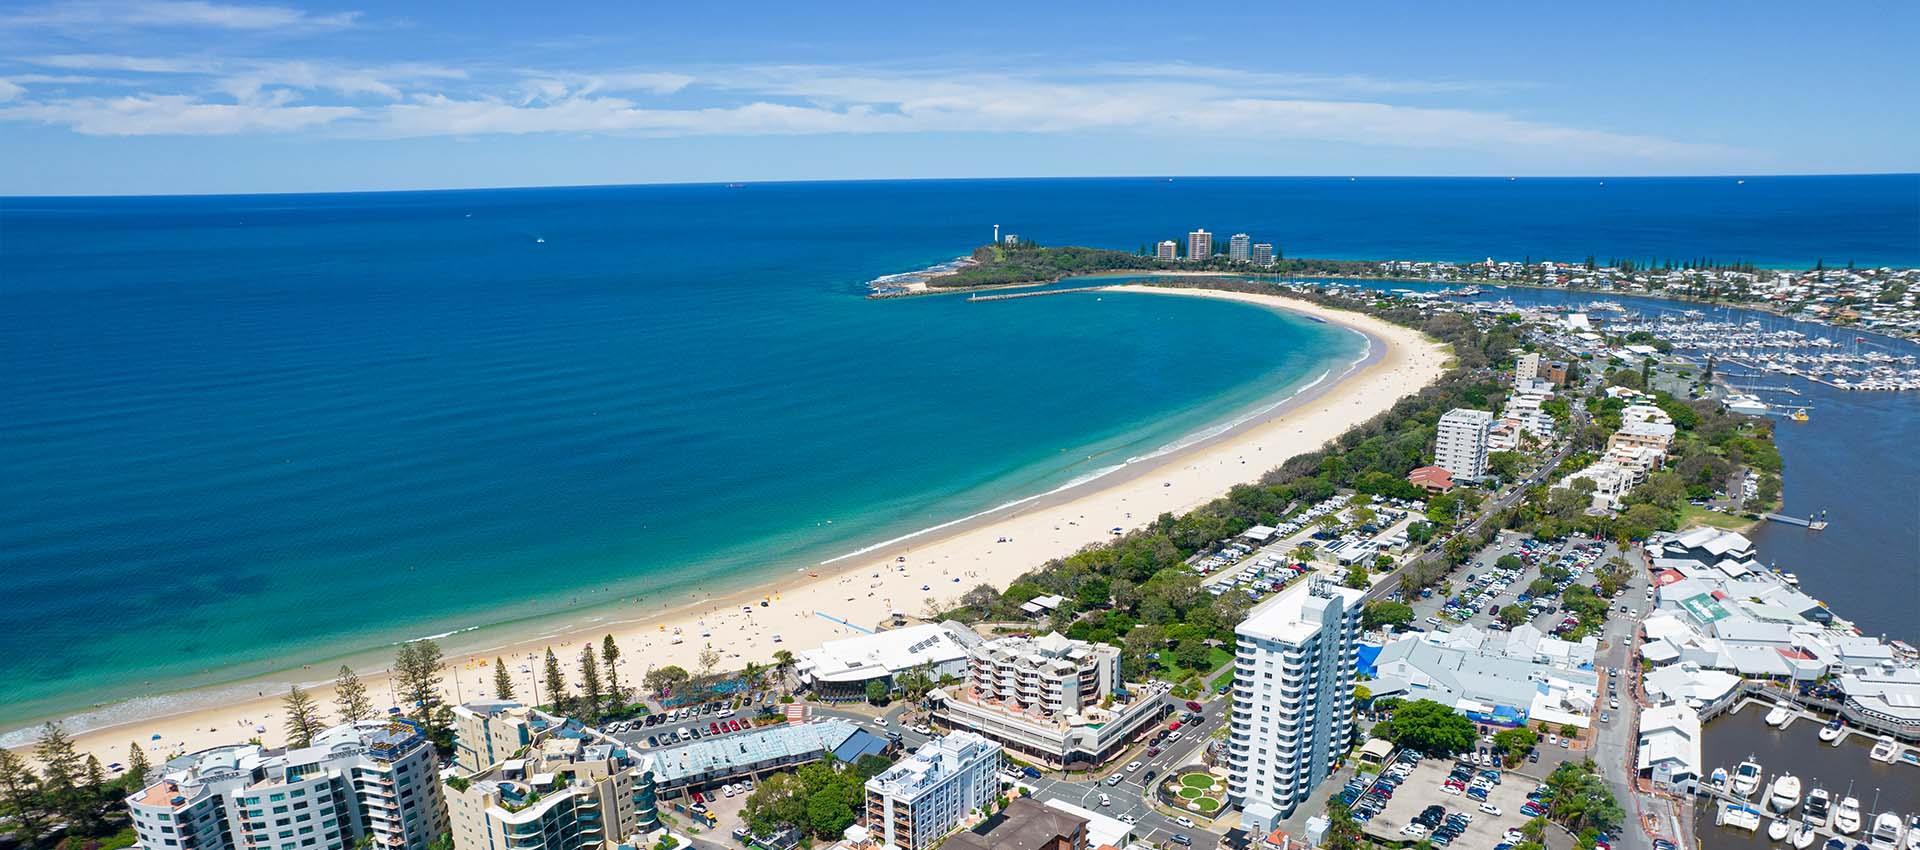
xmin=2 ymin=175 xmax=1915 ymax=731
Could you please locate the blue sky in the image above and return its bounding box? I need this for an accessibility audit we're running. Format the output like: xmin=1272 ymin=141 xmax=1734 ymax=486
xmin=1 ymin=0 xmax=1915 ymax=194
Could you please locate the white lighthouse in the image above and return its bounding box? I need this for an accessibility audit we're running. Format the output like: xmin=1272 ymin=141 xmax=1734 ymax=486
xmin=993 ymin=224 xmax=1000 ymax=244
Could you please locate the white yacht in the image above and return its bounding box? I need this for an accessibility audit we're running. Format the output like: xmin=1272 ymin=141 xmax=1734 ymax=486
xmin=1770 ymin=774 xmax=1803 ymax=813
xmin=1770 ymin=818 xmax=1792 ymax=841
xmin=1807 ymin=789 xmax=1834 ymax=827
xmin=1766 ymin=704 xmax=1795 ymax=727
xmin=1869 ymin=736 xmax=1900 ymax=763
xmin=1836 ymin=797 xmax=1864 ymax=835
xmin=1794 ymin=821 xmax=1818 ymax=849
xmin=1868 ymin=813 xmax=1902 ymax=848
xmin=1904 ymin=816 xmax=1920 ymax=850
xmin=1733 ymin=759 xmax=1766 ymax=798
xmin=1819 ymin=719 xmax=1846 ymax=743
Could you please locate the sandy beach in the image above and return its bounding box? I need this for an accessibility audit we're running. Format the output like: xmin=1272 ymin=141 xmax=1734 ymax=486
xmin=35 ymin=285 xmax=1447 ymax=765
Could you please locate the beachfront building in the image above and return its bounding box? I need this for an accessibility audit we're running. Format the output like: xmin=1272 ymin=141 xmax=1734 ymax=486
xmin=127 ymin=719 xmax=448 ymax=850
xmin=794 ymin=621 xmax=980 ymax=701
xmin=929 ymin=634 xmax=1169 ymax=768
xmin=1434 ymin=408 xmax=1494 ymax=481
xmin=1227 ymin=579 xmax=1366 ymax=835
xmin=863 ymin=732 xmax=1002 ymax=850
xmin=1187 ymin=229 xmax=1212 ymax=261
xmin=1229 ymin=233 xmax=1252 ymax=263
xmin=445 ymin=706 xmax=659 ymax=850
xmin=451 ymin=700 xmax=554 ymax=775
xmin=1156 ymin=240 xmax=1178 ymax=261
xmin=1252 ymin=243 xmax=1275 ymax=266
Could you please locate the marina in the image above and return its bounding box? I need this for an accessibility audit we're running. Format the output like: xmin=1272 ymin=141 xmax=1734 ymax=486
xmin=1698 ymin=708 xmax=1920 ymax=850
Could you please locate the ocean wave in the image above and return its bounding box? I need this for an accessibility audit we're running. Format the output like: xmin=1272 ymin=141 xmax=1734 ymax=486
xmin=866 ymin=256 xmax=974 ymax=292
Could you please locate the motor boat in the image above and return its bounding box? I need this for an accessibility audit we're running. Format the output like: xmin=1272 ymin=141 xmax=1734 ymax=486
xmin=1770 ymin=774 xmax=1803 ymax=814
xmin=1904 ymin=816 xmax=1920 ymax=850
xmin=1711 ymin=767 xmax=1730 ymax=789
xmin=1770 ymin=818 xmax=1792 ymax=842
xmin=1869 ymin=736 xmax=1899 ymax=763
xmin=1794 ymin=821 xmax=1819 ymax=849
xmin=1868 ymin=813 xmax=1902 ymax=849
xmin=1766 ymin=704 xmax=1795 ymax=727
xmin=1809 ymin=789 xmax=1834 ymax=826
xmin=1836 ymin=797 xmax=1863 ymax=835
xmin=1820 ymin=719 xmax=1847 ymax=744
xmin=1733 ymin=759 xmax=1765 ymax=798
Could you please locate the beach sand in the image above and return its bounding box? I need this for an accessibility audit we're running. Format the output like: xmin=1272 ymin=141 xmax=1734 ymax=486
xmin=41 ymin=286 xmax=1447 ymax=764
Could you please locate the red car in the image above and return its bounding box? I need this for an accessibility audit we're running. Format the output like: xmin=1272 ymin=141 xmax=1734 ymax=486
xmin=709 ymin=722 xmax=720 ymax=734
xmin=731 ymin=719 xmax=744 ymax=731
xmin=1185 ymin=701 xmax=1204 ymax=712
xmin=1168 ymin=721 xmax=1182 ymax=731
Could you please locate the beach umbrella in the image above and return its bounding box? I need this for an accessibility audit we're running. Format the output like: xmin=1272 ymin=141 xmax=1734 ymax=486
xmin=151 ymin=734 xmax=162 ymax=740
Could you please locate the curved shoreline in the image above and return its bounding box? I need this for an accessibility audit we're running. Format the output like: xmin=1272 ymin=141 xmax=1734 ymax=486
xmin=14 ymin=286 xmax=1448 ymax=761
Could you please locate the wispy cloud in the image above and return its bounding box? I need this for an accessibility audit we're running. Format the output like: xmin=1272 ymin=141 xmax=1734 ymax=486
xmin=0 ymin=56 xmax=1742 ymax=163
xmin=1 ymin=0 xmax=358 ymax=32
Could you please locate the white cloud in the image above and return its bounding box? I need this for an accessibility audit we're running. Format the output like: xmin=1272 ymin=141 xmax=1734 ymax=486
xmin=1 ymin=0 xmax=358 ymax=31
xmin=30 ymin=53 xmax=220 ymax=73
xmin=0 ymin=60 xmax=1743 ymax=163
xmin=0 ymin=80 xmax=24 ymax=102
xmin=0 ymin=93 xmax=356 ymax=134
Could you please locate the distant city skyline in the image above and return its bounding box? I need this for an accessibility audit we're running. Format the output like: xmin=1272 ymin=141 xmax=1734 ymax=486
xmin=0 ymin=0 xmax=1914 ymax=195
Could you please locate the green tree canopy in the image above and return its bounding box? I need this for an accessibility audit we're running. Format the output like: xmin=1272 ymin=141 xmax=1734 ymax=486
xmin=1375 ymin=699 xmax=1476 ymax=755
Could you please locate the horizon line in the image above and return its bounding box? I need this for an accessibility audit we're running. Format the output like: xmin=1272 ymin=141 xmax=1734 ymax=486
xmin=4 ymin=171 xmax=1916 ymax=201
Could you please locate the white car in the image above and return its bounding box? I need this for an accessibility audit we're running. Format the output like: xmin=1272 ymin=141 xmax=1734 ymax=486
xmin=1099 ymin=793 xmax=1111 ymax=807
xmin=1120 ymin=814 xmax=1138 ymax=825
xmin=1402 ymin=825 xmax=1431 ymax=838
xmin=1480 ymin=803 xmax=1503 ymax=816
xmin=1176 ymin=816 xmax=1197 ymax=829
xmin=1126 ymin=761 xmax=1143 ymax=772
xmin=874 ymin=718 xmax=888 ymax=727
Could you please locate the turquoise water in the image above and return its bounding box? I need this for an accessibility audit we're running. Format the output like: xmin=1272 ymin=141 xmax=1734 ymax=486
xmin=2 ymin=175 xmax=1914 ymax=732
xmin=0 ymin=185 xmax=1362 ymax=729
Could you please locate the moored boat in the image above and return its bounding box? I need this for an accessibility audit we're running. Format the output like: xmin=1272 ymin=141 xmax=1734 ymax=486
xmin=1734 ymin=759 xmax=1766 ymax=798
xmin=1837 ymin=797 xmax=1863 ymax=835
xmin=1809 ymin=789 xmax=1834 ymax=826
xmin=1869 ymin=736 xmax=1899 ymax=763
xmin=1767 ymin=704 xmax=1795 ymax=727
xmin=1820 ymin=719 xmax=1846 ymax=743
xmin=1868 ymin=813 xmax=1901 ymax=849
xmin=1770 ymin=774 xmax=1803 ymax=813
xmin=1770 ymin=818 xmax=1792 ymax=841
xmin=1794 ymin=821 xmax=1818 ymax=849
xmin=1904 ymin=816 xmax=1920 ymax=850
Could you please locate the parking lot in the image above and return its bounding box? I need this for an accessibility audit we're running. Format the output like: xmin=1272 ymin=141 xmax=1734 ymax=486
xmin=1354 ymin=755 xmax=1545 ymax=849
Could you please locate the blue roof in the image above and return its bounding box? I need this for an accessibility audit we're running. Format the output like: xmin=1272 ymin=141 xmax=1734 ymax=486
xmin=1356 ymin=643 xmax=1383 ymax=678
xmin=831 ymin=730 xmax=889 ymax=763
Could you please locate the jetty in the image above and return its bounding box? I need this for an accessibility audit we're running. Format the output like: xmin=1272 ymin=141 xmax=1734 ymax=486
xmin=1763 ymin=512 xmax=1830 ymax=530
xmin=966 ymin=285 xmax=1110 ymax=302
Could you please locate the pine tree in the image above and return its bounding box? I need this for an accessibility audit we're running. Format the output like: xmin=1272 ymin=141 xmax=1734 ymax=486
xmin=542 ymin=647 xmax=566 ymax=712
xmin=80 ymin=755 xmax=107 ymax=831
xmin=35 ymin=722 xmax=82 ymax=825
xmin=493 ymin=656 xmax=515 ymax=700
xmin=334 ymin=665 xmax=374 ymax=722
xmin=284 ymin=685 xmax=324 ymax=748
xmin=126 ymin=742 xmax=151 ymax=788
xmin=0 ymin=749 xmax=44 ymax=843
xmin=393 ymin=640 xmax=446 ymax=728
xmin=600 ymin=636 xmax=623 ymax=708
xmin=577 ymin=645 xmax=603 ymax=720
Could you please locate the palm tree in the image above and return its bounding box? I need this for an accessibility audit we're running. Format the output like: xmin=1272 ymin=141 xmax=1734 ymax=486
xmin=771 ymin=650 xmax=796 ymax=694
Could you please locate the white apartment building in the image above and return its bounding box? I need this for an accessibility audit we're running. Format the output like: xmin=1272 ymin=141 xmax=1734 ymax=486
xmin=1252 ymin=243 xmax=1275 ymax=266
xmin=1229 ymin=233 xmax=1252 ymax=262
xmin=128 ymin=719 xmax=448 ymax=850
xmin=1434 ymin=408 xmax=1495 ymax=481
xmin=1515 ymin=352 xmax=1542 ymax=381
xmin=1228 ymin=580 xmax=1366 ymax=835
xmin=1187 ymin=229 xmax=1212 ymax=261
xmin=864 ymin=732 xmax=1003 ymax=850
xmin=445 ymin=705 xmax=659 ymax=850
xmin=1156 ymin=240 xmax=1178 ymax=261
xmin=931 ymin=633 xmax=1168 ymax=767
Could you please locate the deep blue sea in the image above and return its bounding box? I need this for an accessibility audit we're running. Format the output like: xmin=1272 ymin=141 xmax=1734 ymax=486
xmin=2 ymin=175 xmax=1915 ymax=732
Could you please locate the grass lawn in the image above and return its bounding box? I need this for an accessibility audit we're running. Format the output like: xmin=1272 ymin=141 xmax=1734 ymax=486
xmin=1195 ymin=797 xmax=1222 ymax=813
xmin=1178 ymin=787 xmax=1203 ymax=799
xmin=1180 ymin=772 xmax=1216 ymax=789
xmin=1680 ymin=504 xmax=1757 ymax=531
